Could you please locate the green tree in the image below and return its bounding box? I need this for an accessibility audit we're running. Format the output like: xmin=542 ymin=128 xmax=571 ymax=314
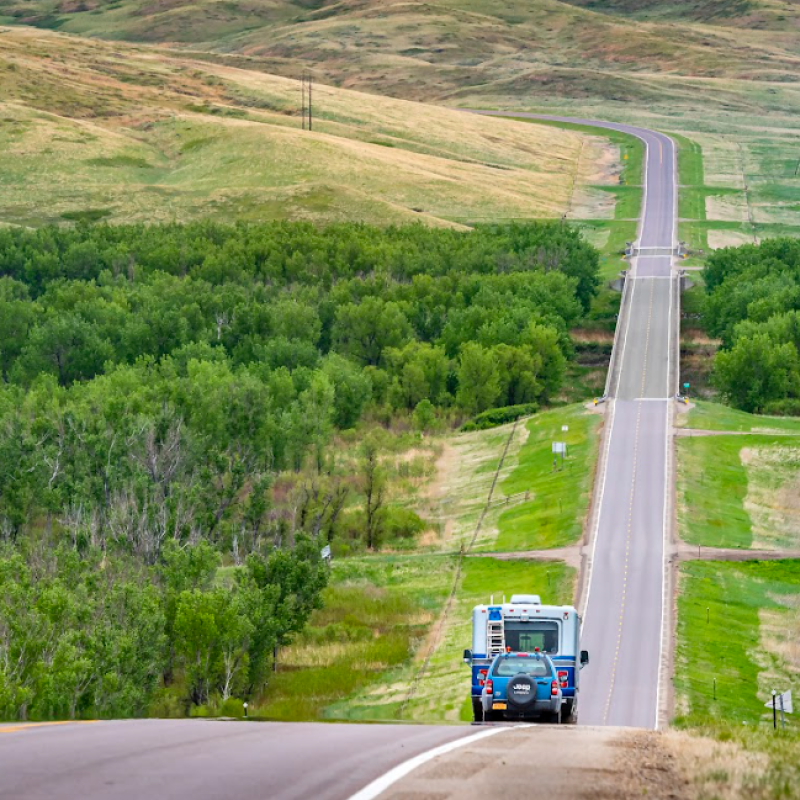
xmin=14 ymin=313 xmax=115 ymax=386
xmin=713 ymin=333 xmax=800 ymax=412
xmin=320 ymin=354 xmax=372 ymax=429
xmin=456 ymin=343 xmax=500 ymax=414
xmin=332 ymin=297 xmax=413 ymax=366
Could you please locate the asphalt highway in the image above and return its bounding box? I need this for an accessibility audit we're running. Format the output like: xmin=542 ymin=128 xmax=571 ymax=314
xmin=480 ymin=113 xmax=677 ymax=727
xmin=580 ymin=129 xmax=675 ymax=729
xmin=0 ymin=115 xmax=678 ymax=799
xmin=0 ymin=720 xmax=470 ymax=800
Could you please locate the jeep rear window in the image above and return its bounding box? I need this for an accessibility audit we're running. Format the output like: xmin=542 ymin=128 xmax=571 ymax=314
xmin=493 ymin=658 xmax=550 ymax=677
xmin=503 ymin=621 xmax=559 ymax=654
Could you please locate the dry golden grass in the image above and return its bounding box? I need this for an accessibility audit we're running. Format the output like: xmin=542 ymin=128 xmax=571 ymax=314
xmin=742 ymin=446 xmax=800 ymax=550
xmin=0 ymin=25 xmax=611 ymax=227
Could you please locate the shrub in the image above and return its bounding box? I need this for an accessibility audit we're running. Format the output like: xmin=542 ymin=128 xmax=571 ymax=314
xmin=219 ymin=697 xmax=245 ymax=718
xmin=460 ymin=402 xmax=538 ymax=431
xmin=383 ymin=506 xmax=426 ymax=541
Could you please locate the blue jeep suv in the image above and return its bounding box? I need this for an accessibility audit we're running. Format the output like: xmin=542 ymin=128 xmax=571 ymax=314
xmin=479 ymin=651 xmax=563 ymax=723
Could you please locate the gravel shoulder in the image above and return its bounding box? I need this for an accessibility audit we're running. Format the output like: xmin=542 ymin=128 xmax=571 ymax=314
xmin=379 ymin=725 xmax=690 ymax=800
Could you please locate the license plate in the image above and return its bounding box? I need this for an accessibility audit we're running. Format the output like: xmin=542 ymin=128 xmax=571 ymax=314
xmin=492 ymin=702 xmax=507 ymax=710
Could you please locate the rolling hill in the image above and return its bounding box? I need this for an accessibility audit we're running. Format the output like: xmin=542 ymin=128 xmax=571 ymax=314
xmin=1 ymin=0 xmax=798 ymax=110
xmin=0 ymin=25 xmax=611 ymax=227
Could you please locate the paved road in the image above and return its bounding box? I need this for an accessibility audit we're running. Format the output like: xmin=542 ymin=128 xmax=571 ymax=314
xmin=480 ymin=113 xmax=677 ymax=728
xmin=0 ymin=719 xmax=470 ymax=800
xmin=0 ymin=116 xmax=677 ymax=800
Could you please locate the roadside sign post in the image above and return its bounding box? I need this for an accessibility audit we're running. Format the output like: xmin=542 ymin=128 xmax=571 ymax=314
xmin=772 ymin=690 xmax=777 ymax=730
xmin=766 ymin=690 xmax=792 ymax=730
xmin=683 ymin=382 xmax=690 ymax=399
xmin=552 ymin=441 xmax=567 ymax=469
xmin=244 ymin=702 xmax=248 ymax=719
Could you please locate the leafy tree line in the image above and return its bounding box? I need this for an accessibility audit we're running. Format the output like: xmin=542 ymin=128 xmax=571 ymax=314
xmin=0 ymin=539 xmax=327 ymax=720
xmin=0 ymin=219 xmax=599 ymax=719
xmin=703 ymin=238 xmax=800 ymax=413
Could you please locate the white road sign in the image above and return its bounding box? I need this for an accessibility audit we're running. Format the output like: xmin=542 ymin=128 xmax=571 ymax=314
xmin=552 ymin=442 xmax=567 ymax=455
xmin=765 ymin=690 xmax=793 ymax=713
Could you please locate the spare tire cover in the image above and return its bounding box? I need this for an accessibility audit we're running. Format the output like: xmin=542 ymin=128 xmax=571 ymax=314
xmin=507 ymin=673 xmax=536 ymax=707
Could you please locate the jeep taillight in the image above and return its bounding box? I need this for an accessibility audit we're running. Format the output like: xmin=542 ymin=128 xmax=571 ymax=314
xmin=558 ymin=670 xmax=568 ymax=688
xmin=486 ymin=679 xmax=493 ymax=695
xmin=478 ymin=669 xmax=488 ymax=686
xmin=551 ymin=680 xmax=558 ymax=696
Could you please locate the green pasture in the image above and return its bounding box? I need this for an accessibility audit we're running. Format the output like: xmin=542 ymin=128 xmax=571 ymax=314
xmin=675 ymin=560 xmax=800 ymax=728
xmin=254 ymin=553 xmax=455 ymax=721
xmin=469 ymin=404 xmax=600 ymax=552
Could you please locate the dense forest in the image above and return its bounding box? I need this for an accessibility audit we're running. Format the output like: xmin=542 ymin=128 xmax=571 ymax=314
xmin=0 ymin=220 xmax=599 ymax=720
xmin=704 ymin=238 xmax=800 ymax=413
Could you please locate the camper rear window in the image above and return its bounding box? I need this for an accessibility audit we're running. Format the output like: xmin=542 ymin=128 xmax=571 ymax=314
xmin=503 ymin=621 xmax=559 ymax=654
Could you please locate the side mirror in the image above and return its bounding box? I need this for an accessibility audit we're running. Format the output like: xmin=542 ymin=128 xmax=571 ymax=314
xmin=580 ymin=650 xmax=590 ymax=668
xmin=463 ymin=649 xmax=472 ymax=664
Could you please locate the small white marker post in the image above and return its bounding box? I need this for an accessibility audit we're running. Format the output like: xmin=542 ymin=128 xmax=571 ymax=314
xmin=243 ymin=702 xmax=248 ymax=719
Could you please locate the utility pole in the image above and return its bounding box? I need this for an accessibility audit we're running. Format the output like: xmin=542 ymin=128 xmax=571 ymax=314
xmin=301 ymin=72 xmax=307 ymax=130
xmin=301 ymin=70 xmax=313 ymax=131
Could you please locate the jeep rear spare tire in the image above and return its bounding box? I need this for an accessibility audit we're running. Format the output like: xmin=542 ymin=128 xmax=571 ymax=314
xmin=506 ymin=673 xmax=536 ymax=709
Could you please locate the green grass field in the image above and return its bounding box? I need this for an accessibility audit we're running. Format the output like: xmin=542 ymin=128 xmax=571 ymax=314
xmin=681 ymin=401 xmax=800 ymax=434
xmin=675 ymin=560 xmax=800 ymax=728
xmin=254 ymin=553 xmax=456 ymax=720
xmin=470 ymin=404 xmax=600 ymax=552
xmin=325 ymin=556 xmax=575 ymax=722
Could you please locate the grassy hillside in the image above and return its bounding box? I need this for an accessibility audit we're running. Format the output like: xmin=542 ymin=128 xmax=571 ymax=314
xmin=4 ymin=1 xmax=799 ymax=245
xmin=3 ymin=0 xmax=799 ymax=104
xmin=559 ymin=0 xmax=800 ymax=27
xmin=0 ymin=26 xmax=609 ymax=227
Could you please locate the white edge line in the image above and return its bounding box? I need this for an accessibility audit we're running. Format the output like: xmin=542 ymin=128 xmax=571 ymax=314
xmin=580 ymin=397 xmax=615 ymax=622
xmin=582 ymin=257 xmax=638 ymax=621
xmin=347 ymin=727 xmax=511 ymax=800
xmin=655 ymin=134 xmax=678 ymax=730
xmin=638 ymin=136 xmax=649 ymax=248
xmin=584 ymin=129 xmax=644 ymax=622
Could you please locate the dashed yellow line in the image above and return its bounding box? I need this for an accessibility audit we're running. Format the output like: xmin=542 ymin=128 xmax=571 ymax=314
xmin=638 ymin=279 xmax=656 ymax=397
xmin=0 ymin=721 xmax=97 ymax=734
xmin=603 ymin=276 xmax=656 ymax=723
xmin=602 ymin=401 xmax=644 ymax=724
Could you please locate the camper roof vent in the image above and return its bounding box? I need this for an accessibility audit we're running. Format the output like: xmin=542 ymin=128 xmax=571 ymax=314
xmin=509 ymin=594 xmax=541 ymax=605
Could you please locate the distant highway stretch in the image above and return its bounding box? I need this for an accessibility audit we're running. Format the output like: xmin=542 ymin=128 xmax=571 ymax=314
xmin=0 ymin=116 xmax=677 ymax=799
xmin=479 ymin=113 xmax=678 ymax=727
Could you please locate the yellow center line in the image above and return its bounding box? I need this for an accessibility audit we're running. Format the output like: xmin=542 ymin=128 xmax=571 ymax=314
xmin=659 ymin=141 xmax=663 ymax=165
xmin=0 ymin=721 xmax=97 ymax=734
xmin=602 ymin=401 xmax=643 ymax=724
xmin=639 ymin=279 xmax=656 ymax=397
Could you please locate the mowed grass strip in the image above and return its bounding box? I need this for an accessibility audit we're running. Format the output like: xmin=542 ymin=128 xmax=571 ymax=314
xmin=671 ymin=131 xmax=705 ymax=188
xmin=675 ymin=560 xmax=800 ymax=728
xmin=681 ymin=400 xmax=800 ymax=434
xmin=678 ymin=434 xmax=755 ymax=549
xmin=477 ymin=404 xmax=600 ymax=552
xmin=254 ymin=553 xmax=455 ymax=721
